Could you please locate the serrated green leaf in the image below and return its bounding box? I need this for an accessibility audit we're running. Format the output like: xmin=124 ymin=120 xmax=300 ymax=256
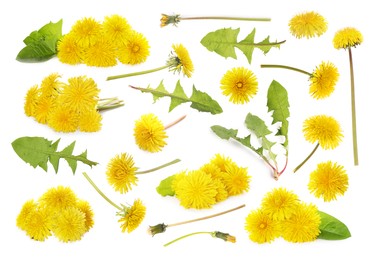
xmin=132 ymin=81 xmax=222 ymax=114
xmin=156 ymin=175 xmax=176 ymax=196
xmin=16 ymin=19 xmax=63 ymax=62
xmin=245 ymin=113 xmax=272 ymax=138
xmin=318 ymin=211 xmax=351 ymax=240
xmin=151 ymin=80 xmax=168 ymax=103
xmin=200 ymin=28 xmax=239 ymax=59
xmin=211 ymin=125 xmax=238 ymax=140
xmin=234 ymin=28 xmax=256 ymax=64
xmin=267 ymin=80 xmax=290 ymax=148
xmin=11 ymin=136 xmax=98 ymax=174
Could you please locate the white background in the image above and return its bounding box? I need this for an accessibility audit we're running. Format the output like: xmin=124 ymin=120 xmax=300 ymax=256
xmin=1 ymin=0 xmax=369 ymax=259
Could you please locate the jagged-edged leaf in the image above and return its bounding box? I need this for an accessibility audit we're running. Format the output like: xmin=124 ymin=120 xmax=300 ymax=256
xmin=131 ymin=80 xmax=223 ymax=114
xmin=201 ymin=27 xmax=285 ymax=64
xmin=11 ymin=136 xmax=98 ymax=174
xmin=318 ymin=211 xmax=351 ymax=240
xmin=211 ymin=125 xmax=238 ymax=140
xmin=245 ymin=113 xmax=271 ymax=138
xmin=156 ymin=175 xmax=176 ymax=196
xmin=267 ymin=80 xmax=290 ymax=148
xmin=16 ymin=19 xmax=63 ymax=62
xmin=152 ymin=80 xmax=168 ymax=103
xmin=200 ymin=28 xmax=239 ymax=59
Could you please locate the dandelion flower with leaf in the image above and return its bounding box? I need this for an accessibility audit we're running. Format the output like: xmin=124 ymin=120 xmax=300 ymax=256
xmin=134 ymin=113 xmax=186 ymax=153
xmin=308 ymin=161 xmax=348 ymax=202
xmin=117 ymin=31 xmax=150 ymax=65
xmin=220 ymin=67 xmax=258 ymax=104
xmin=107 ymin=43 xmax=194 ymax=80
xmin=289 ymin=11 xmax=328 ymax=39
xmin=106 ymin=152 xmax=180 ymax=194
xmin=160 ymin=13 xmax=271 ymax=27
xmin=245 ymin=208 xmax=281 ymax=244
xmin=53 ymin=207 xmax=87 ymax=242
xmin=281 ymin=202 xmax=321 ymax=243
xmin=82 ymin=172 xmax=146 ymax=233
xmin=294 ymin=115 xmax=343 ymax=173
xmin=261 ymin=61 xmax=339 ymax=99
xmin=333 ymin=27 xmax=363 ymax=166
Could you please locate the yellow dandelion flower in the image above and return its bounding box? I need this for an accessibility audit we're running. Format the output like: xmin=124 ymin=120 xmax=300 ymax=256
xmin=102 ymin=14 xmax=132 ymax=48
xmin=69 ymin=17 xmax=102 ymax=48
xmin=59 ymin=76 xmax=100 ymax=112
xmin=220 ymin=67 xmax=258 ymax=104
xmin=174 ymin=170 xmax=218 ymax=209
xmin=199 ymin=162 xmax=223 ymax=180
xmin=333 ymin=27 xmax=363 ymax=49
xmin=57 ymin=33 xmax=84 ymax=65
xmin=281 ymin=202 xmax=321 ymax=243
xmin=83 ymin=39 xmax=117 ymax=67
xmin=213 ymin=178 xmax=228 ymax=202
xmin=47 ymin=106 xmax=79 ymax=133
xmin=16 ymin=199 xmax=38 ymax=231
xmin=38 ymin=186 xmax=78 ymax=214
xmin=245 ymin=208 xmax=281 ymax=243
xmin=222 ymin=164 xmax=251 ymax=196
xmin=308 ymin=161 xmax=348 ymax=202
xmin=33 ymin=96 xmax=55 ymax=124
xmin=40 ymin=73 xmax=63 ymax=98
xmin=303 ymin=115 xmax=343 ymax=150
xmin=289 ymin=11 xmax=328 ymax=39
xmin=118 ymin=199 xmax=146 ymax=233
xmin=170 ymin=171 xmax=187 ymax=192
xmin=168 ymin=43 xmax=194 ymax=77
xmin=77 ymin=200 xmax=94 ymax=231
xmin=78 ymin=109 xmax=102 ymax=132
xmin=23 ymin=207 xmax=53 ymax=241
xmin=53 ymin=207 xmax=87 ymax=242
xmin=261 ymin=187 xmax=300 ymax=221
xmin=24 ymin=85 xmax=40 ymax=117
xmin=209 ymin=153 xmax=238 ymax=173
xmin=134 ymin=113 xmax=168 ymax=153
xmin=117 ymin=31 xmax=150 ymax=65
xmin=106 ymin=153 xmax=138 ymax=194
xmin=310 ymin=61 xmax=340 ymax=99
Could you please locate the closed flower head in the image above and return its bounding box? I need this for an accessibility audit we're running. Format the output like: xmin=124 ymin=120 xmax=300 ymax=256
xmin=220 ymin=67 xmax=258 ymax=104
xmin=310 ymin=61 xmax=339 ymax=99
xmin=308 ymin=161 xmax=348 ymax=202
xmin=333 ymin=27 xmax=363 ymax=49
xmin=106 ymin=153 xmax=138 ymax=194
xmin=245 ymin=208 xmax=281 ymax=243
xmin=289 ymin=11 xmax=328 ymax=39
xmin=118 ymin=199 xmax=146 ymax=233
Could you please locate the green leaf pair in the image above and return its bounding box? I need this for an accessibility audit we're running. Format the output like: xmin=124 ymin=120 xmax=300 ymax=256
xmin=11 ymin=136 xmax=98 ymax=174
xmin=130 ymin=80 xmax=223 ymax=115
xmin=201 ymin=28 xmax=285 ymax=64
xmin=16 ymin=19 xmax=63 ymax=62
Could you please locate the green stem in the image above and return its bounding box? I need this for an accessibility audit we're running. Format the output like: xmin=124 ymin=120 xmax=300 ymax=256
xmin=164 ymin=231 xmax=212 ymax=247
xmin=82 ymin=172 xmax=122 ymax=211
xmin=97 ymin=97 xmax=124 ymax=112
xmin=261 ymin=64 xmax=312 ymax=76
xmin=180 ymin=16 xmax=271 ymax=22
xmin=164 ymin=115 xmax=187 ymax=129
xmin=348 ymin=48 xmax=359 ymax=166
xmin=107 ymin=65 xmax=170 ymax=81
xmin=293 ymin=143 xmax=320 ymax=173
xmin=135 ymin=159 xmax=181 ymax=174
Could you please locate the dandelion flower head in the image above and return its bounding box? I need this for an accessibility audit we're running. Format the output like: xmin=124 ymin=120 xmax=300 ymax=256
xmin=303 ymin=115 xmax=343 ymax=150
xmin=118 ymin=199 xmax=146 ymax=233
xmin=40 ymin=73 xmax=63 ymax=98
xmin=53 ymin=207 xmax=87 ymax=242
xmin=117 ymin=31 xmax=150 ymax=65
xmin=33 ymin=95 xmax=55 ymax=124
xmin=16 ymin=199 xmax=38 ymax=231
xmin=281 ymin=202 xmax=321 ymax=243
xmin=134 ymin=113 xmax=168 ymax=153
xmin=24 ymin=85 xmax=40 ymax=117
xmin=38 ymin=186 xmax=78 ymax=214
xmin=222 ymin=164 xmax=251 ymax=196
xmin=69 ymin=17 xmax=102 ymax=48
xmin=47 ymin=106 xmax=79 ymax=133
xmin=310 ymin=61 xmax=339 ymax=99
xmin=57 ymin=34 xmax=83 ymax=65
xmin=83 ymin=39 xmax=117 ymax=67
xmin=106 ymin=153 xmax=138 ymax=193
xmin=23 ymin=207 xmax=52 ymax=241
xmin=209 ymin=153 xmax=238 ymax=173
xmin=308 ymin=161 xmax=348 ymax=202
xmin=220 ymin=67 xmax=258 ymax=104
xmin=245 ymin=208 xmax=281 ymax=243
xmin=78 ymin=109 xmax=102 ymax=132
xmin=261 ymin=187 xmax=300 ymax=221
xmin=289 ymin=11 xmax=328 ymax=39
xmin=77 ymin=200 xmax=95 ymax=231
xmin=167 ymin=43 xmax=194 ymax=78
xmin=103 ymin=14 xmax=132 ymax=47
xmin=333 ymin=27 xmax=363 ymax=49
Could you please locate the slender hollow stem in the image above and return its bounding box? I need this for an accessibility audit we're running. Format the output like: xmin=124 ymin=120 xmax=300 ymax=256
xmin=179 ymin=16 xmax=271 ymax=22
xmin=135 ymin=159 xmax=181 ymax=174
xmin=107 ymin=64 xmax=170 ymax=81
xmin=348 ymin=48 xmax=359 ymax=165
xmin=164 ymin=115 xmax=187 ymax=129
xmin=82 ymin=172 xmax=122 ymax=211
xmin=293 ymin=143 xmax=320 ymax=173
xmin=167 ymin=204 xmax=245 ymax=228
xmin=260 ymin=64 xmax=312 ymax=76
xmin=164 ymin=231 xmax=212 ymax=247
xmin=97 ymin=97 xmax=124 ymax=111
